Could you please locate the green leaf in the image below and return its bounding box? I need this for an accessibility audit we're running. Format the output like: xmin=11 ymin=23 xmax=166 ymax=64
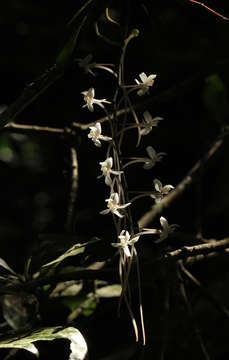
xmin=0 ymin=326 xmax=87 ymax=360
xmin=24 ymin=257 xmax=32 ymax=280
xmin=95 ymin=284 xmax=121 ymax=298
xmin=0 ymin=257 xmax=16 ymax=275
xmin=42 ymin=238 xmax=100 ymax=268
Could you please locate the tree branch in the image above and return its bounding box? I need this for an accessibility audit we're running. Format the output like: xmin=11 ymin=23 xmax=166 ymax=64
xmin=138 ymin=135 xmax=225 ymax=228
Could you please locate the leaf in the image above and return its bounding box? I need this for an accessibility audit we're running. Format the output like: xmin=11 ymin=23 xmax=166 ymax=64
xmin=0 ymin=257 xmax=16 ymax=275
xmin=42 ymin=238 xmax=100 ymax=268
xmin=95 ymin=284 xmax=121 ymax=298
xmin=42 ymin=244 xmax=85 ymax=268
xmin=0 ymin=326 xmax=88 ymax=360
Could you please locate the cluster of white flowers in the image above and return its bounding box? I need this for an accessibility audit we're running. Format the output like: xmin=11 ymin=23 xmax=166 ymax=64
xmin=78 ymin=58 xmax=178 ymax=249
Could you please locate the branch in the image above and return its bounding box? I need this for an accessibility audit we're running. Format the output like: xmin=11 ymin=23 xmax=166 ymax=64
xmin=0 ymin=237 xmax=227 ymax=295
xmin=138 ymin=135 xmax=224 ymax=228
xmin=4 ymin=122 xmax=65 ymax=135
xmin=187 ymin=0 xmax=228 ymax=20
xmin=161 ymin=237 xmax=229 ymax=264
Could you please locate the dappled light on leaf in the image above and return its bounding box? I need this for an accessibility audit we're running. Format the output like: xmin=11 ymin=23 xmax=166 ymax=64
xmin=0 ymin=326 xmax=87 ymax=360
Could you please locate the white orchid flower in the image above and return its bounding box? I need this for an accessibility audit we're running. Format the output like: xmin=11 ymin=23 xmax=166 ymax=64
xmin=97 ymin=157 xmax=123 ymax=186
xmin=122 ymin=146 xmax=166 ymax=170
xmin=143 ymin=146 xmax=166 ymax=170
xmin=76 ymin=54 xmax=117 ymax=77
xmin=100 ymin=192 xmax=131 ymax=218
xmin=154 ymin=217 xmax=178 ymax=243
xmin=140 ymin=111 xmax=163 ymax=136
xmin=135 ymin=72 xmax=157 ymax=96
xmin=81 ymin=87 xmax=111 ymax=112
xmin=88 ymin=122 xmax=112 ymax=147
xmin=111 ymin=230 xmax=139 ymax=257
xmin=151 ymin=179 xmax=174 ymax=203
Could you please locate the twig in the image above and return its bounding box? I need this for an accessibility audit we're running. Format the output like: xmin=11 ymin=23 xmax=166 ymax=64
xmin=187 ymin=0 xmax=228 ymax=20
xmin=4 ymin=122 xmax=65 ymax=134
xmin=65 ymin=147 xmax=79 ymax=232
xmin=138 ymin=136 xmax=224 ymax=228
xmin=161 ymin=237 xmax=229 ymax=263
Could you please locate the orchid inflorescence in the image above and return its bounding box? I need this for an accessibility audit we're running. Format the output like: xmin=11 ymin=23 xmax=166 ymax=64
xmin=77 ymin=50 xmax=178 ymax=345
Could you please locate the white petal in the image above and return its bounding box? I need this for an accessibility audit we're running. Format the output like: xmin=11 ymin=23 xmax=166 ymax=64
xmin=94 ymin=139 xmax=102 ymax=147
xmin=118 ymin=202 xmax=131 ymax=209
xmin=140 ymin=127 xmax=152 ymax=136
xmin=124 ymin=231 xmax=130 ymax=241
xmin=146 ymin=146 xmax=156 ymax=159
xmin=143 ymin=111 xmax=152 ymax=124
xmin=147 ymin=74 xmax=157 ymax=84
xmin=94 ymin=100 xmax=105 ymax=109
xmin=100 ymin=209 xmax=110 ymax=215
xmin=143 ymin=161 xmax=153 ymax=170
xmin=154 ymin=179 xmax=162 ymax=192
xmin=105 ymin=174 xmax=112 ymax=186
xmin=111 ymin=242 xmax=121 ymax=248
xmin=113 ymin=193 xmax=119 ymax=204
xmin=123 ymin=245 xmax=131 ymax=257
xmin=110 ymin=169 xmax=123 ymax=175
xmin=139 ymin=72 xmax=147 ymax=82
xmin=89 ymin=87 xmax=95 ymax=97
xmin=152 ymin=116 xmax=163 ymax=122
xmin=130 ymin=235 xmax=139 ymax=243
xmin=107 ymin=157 xmax=113 ymax=168
xmin=113 ymin=209 xmax=124 ymax=218
xmin=162 ymin=185 xmax=174 ymax=194
xmin=95 ymin=122 xmax=101 ymax=134
xmin=88 ymin=103 xmax=94 ymax=112
xmin=99 ymin=135 xmax=112 ymax=142
xmin=160 ymin=216 xmax=169 ymax=231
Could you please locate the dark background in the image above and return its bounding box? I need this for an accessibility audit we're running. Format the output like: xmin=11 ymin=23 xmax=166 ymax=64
xmin=0 ymin=0 xmax=229 ymax=359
